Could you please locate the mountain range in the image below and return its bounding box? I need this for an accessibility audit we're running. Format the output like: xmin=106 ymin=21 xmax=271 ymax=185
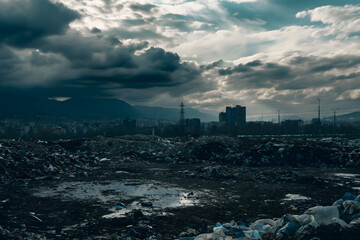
xmin=0 ymin=94 xmax=216 ymax=122
xmin=324 ymin=111 xmax=360 ymax=123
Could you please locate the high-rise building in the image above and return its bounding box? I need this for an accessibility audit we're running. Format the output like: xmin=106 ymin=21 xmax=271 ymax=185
xmin=219 ymin=105 xmax=246 ymax=126
xmin=219 ymin=112 xmax=227 ymax=126
xmin=185 ymin=118 xmax=201 ymax=135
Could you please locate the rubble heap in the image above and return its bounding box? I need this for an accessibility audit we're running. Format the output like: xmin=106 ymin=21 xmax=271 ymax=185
xmin=0 ymin=139 xmax=97 ymax=181
xmin=170 ymin=137 xmax=360 ymax=167
xmin=1 ymin=136 xmax=360 ymax=182
xmin=192 ymin=192 xmax=360 ymax=240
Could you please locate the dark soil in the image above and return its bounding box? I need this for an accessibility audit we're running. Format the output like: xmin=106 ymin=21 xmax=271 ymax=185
xmin=1 ymin=159 xmax=359 ymax=239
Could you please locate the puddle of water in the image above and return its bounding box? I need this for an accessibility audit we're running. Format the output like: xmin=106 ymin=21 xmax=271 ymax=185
xmin=102 ymin=197 xmax=191 ymax=219
xmin=33 ymin=181 xmax=201 ymax=218
xmin=334 ymin=173 xmax=360 ymax=178
xmin=103 ymin=201 xmax=147 ymax=218
xmin=283 ymin=194 xmax=311 ymax=201
xmin=334 ymin=173 xmax=360 ymax=190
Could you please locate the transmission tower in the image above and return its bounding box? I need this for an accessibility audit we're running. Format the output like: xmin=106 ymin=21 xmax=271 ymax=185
xmin=179 ymin=102 xmax=185 ymax=135
xmin=331 ymin=108 xmax=339 ymax=129
xmin=317 ymin=97 xmax=321 ymax=125
xmin=316 ymin=97 xmax=321 ymax=135
xmin=180 ymin=102 xmax=185 ymax=125
xmin=277 ymin=109 xmax=281 ymax=124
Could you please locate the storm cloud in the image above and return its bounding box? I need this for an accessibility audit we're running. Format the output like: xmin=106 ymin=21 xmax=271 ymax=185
xmin=0 ymin=0 xmax=360 ymax=117
xmin=0 ymin=0 xmax=209 ymax=100
xmin=0 ymin=0 xmax=79 ymax=47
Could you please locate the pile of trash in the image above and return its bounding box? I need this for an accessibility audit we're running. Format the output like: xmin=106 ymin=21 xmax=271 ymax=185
xmin=172 ymin=136 xmax=240 ymax=164
xmin=88 ymin=136 xmax=360 ymax=168
xmin=0 ymin=226 xmax=46 ymax=240
xmin=169 ymin=137 xmax=360 ymax=168
xmin=191 ymin=192 xmax=360 ymax=240
xmin=1 ymin=136 xmax=360 ymax=182
xmin=184 ymin=166 xmax=326 ymax=186
xmin=85 ymin=135 xmax=180 ymax=162
xmin=0 ymin=139 xmax=100 ymax=181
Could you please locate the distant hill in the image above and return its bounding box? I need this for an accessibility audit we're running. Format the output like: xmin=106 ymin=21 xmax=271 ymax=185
xmin=134 ymin=105 xmax=215 ymax=122
xmin=282 ymin=115 xmax=306 ymax=121
xmin=325 ymin=111 xmax=360 ymax=123
xmin=0 ymin=94 xmax=214 ymax=122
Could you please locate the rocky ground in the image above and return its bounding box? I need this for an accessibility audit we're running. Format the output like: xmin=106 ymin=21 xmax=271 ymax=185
xmin=1 ymin=136 xmax=360 ymax=239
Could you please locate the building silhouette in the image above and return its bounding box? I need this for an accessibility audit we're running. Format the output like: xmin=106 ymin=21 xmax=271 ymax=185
xmin=185 ymin=118 xmax=201 ymax=136
xmin=219 ymin=105 xmax=246 ymax=126
xmin=219 ymin=112 xmax=227 ymax=126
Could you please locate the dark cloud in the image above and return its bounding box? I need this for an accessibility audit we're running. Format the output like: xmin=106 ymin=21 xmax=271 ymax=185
xmin=36 ymin=31 xmax=139 ymax=69
xmin=219 ymin=63 xmax=253 ymax=75
xmin=160 ymin=14 xmax=200 ymax=32
xmin=90 ymin=27 xmax=102 ymax=34
xmin=100 ymin=0 xmax=123 ymax=14
xmin=68 ymin=47 xmax=201 ymax=90
xmin=106 ymin=36 xmax=122 ymax=45
xmin=0 ymin=21 xmax=203 ymax=98
xmin=309 ymin=55 xmax=360 ymax=73
xmin=290 ymin=55 xmax=360 ymax=75
xmin=246 ymin=60 xmax=262 ymax=67
xmin=219 ymin=54 xmax=360 ymax=92
xmin=0 ymin=45 xmax=20 ymax=76
xmin=138 ymin=48 xmax=181 ymax=72
xmin=0 ymin=0 xmax=202 ymax=99
xmin=29 ymin=51 xmax=60 ymax=67
xmin=163 ymin=20 xmax=191 ymax=32
xmin=221 ymin=0 xmax=360 ymax=30
xmin=201 ymin=60 xmax=224 ymax=70
xmin=0 ymin=0 xmax=358 ymax=113
xmin=159 ymin=13 xmax=220 ymax=33
xmin=122 ymin=19 xmax=147 ymax=27
xmin=218 ymin=60 xmax=263 ymax=75
xmin=129 ymin=3 xmax=157 ymax=13
xmin=0 ymin=0 xmax=79 ymax=47
xmin=110 ymin=28 xmax=165 ymax=40
xmin=331 ymin=72 xmax=360 ymax=81
xmin=82 ymin=71 xmax=175 ymax=89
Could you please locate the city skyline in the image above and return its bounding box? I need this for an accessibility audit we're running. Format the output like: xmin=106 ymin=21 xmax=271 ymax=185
xmin=0 ymin=0 xmax=359 ymax=118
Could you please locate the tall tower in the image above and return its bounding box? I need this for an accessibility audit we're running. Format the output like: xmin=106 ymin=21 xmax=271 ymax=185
xmin=317 ymin=97 xmax=321 ymax=125
xmin=316 ymin=97 xmax=321 ymax=135
xmin=277 ymin=109 xmax=281 ymax=124
xmin=180 ymin=102 xmax=185 ymax=125
xmin=180 ymin=102 xmax=185 ymax=135
xmin=332 ymin=108 xmax=339 ymax=132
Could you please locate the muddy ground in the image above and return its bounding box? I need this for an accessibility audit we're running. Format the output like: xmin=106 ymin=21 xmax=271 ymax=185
xmin=1 ymin=158 xmax=360 ymax=239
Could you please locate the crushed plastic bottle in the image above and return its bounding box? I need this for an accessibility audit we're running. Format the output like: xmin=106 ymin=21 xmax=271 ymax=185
xmin=305 ymin=206 xmax=339 ymax=225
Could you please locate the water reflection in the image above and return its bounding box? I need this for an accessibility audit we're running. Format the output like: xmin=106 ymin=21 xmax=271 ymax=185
xmin=34 ymin=181 xmax=201 ymax=218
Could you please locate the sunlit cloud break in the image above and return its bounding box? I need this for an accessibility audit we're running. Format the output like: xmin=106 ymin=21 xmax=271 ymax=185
xmin=0 ymin=0 xmax=359 ymax=117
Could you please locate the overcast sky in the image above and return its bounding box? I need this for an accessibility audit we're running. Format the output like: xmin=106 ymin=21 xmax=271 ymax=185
xmin=0 ymin=0 xmax=359 ymax=119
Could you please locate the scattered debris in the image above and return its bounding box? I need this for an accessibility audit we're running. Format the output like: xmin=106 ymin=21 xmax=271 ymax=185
xmin=1 ymin=136 xmax=360 ymax=183
xmin=193 ymin=192 xmax=360 ymax=240
xmin=1 ymin=136 xmax=360 ymax=239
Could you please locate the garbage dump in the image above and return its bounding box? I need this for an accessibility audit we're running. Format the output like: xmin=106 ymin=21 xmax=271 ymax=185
xmin=1 ymin=136 xmax=360 ymax=239
xmin=0 ymin=138 xmax=100 ymax=181
xmin=192 ymin=192 xmax=360 ymax=240
xmin=170 ymin=137 xmax=360 ymax=167
xmin=1 ymin=136 xmax=360 ymax=183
